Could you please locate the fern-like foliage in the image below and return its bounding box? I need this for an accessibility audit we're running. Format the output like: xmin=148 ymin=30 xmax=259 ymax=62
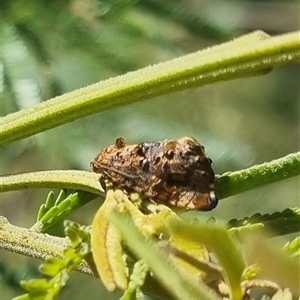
xmin=120 ymin=260 xmax=149 ymax=300
xmin=31 ymin=190 xmax=97 ymax=232
xmin=227 ymin=207 xmax=300 ymax=236
xmin=282 ymin=237 xmax=300 ymax=258
xmin=13 ymin=221 xmax=90 ymax=300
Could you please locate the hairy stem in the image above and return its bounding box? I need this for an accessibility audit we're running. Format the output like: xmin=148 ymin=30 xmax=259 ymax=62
xmin=0 ymin=170 xmax=103 ymax=194
xmin=215 ymin=151 xmax=300 ymax=199
xmin=0 ymin=216 xmax=93 ymax=276
xmin=1 ymin=31 xmax=299 ymax=145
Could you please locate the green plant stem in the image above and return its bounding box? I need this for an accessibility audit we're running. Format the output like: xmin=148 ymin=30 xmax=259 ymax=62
xmin=1 ymin=152 xmax=299 ymax=201
xmin=0 ymin=216 xmax=93 ymax=276
xmin=1 ymin=31 xmax=299 ymax=145
xmin=215 ymin=151 xmax=300 ymax=199
xmin=0 ymin=170 xmax=104 ymax=194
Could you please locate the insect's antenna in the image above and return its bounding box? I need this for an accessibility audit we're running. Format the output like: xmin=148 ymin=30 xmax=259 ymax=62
xmin=98 ymin=164 xmax=140 ymax=179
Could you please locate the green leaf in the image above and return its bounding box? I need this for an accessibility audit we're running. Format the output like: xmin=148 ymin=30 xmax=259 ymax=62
xmin=39 ymin=206 xmax=60 ymax=223
xmin=246 ymin=234 xmax=300 ymax=295
xmin=282 ymin=237 xmax=300 ymax=257
xmin=12 ymin=295 xmax=31 ymax=300
xmin=37 ymin=204 xmax=47 ymax=221
xmin=91 ymin=189 xmax=128 ymax=291
xmin=228 ymin=208 xmax=300 ymax=236
xmin=228 ymin=222 xmax=264 ymax=234
xmin=65 ymin=226 xmax=82 ymax=247
xmin=13 ymin=294 xmax=48 ymax=300
xmin=111 ymin=210 xmax=219 ymax=300
xmin=62 ymin=248 xmax=76 ymax=260
xmin=46 ymin=257 xmax=67 ymax=267
xmin=31 ymin=191 xmax=97 ymax=232
xmin=36 ymin=190 xmax=56 ymax=221
xmin=20 ymin=278 xmax=52 ymax=292
xmin=166 ymin=216 xmax=246 ymax=300
xmin=56 ymin=199 xmax=72 ymax=214
xmin=15 ymin=221 xmax=91 ymax=300
xmin=64 ymin=220 xmax=91 ymax=248
xmin=121 ymin=260 xmax=148 ymax=300
xmin=242 ymin=264 xmax=261 ymax=280
xmin=54 ymin=190 xmax=67 ymax=206
xmin=45 ymin=191 xmax=55 ymax=210
xmin=39 ymin=261 xmax=64 ymax=277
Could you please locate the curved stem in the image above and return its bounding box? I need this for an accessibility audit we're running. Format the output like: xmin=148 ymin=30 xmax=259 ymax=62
xmin=1 ymin=152 xmax=299 ymax=201
xmin=1 ymin=31 xmax=299 ymax=145
xmin=0 ymin=170 xmax=103 ymax=194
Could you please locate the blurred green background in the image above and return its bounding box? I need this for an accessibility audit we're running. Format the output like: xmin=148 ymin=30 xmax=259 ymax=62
xmin=1 ymin=0 xmax=299 ymax=299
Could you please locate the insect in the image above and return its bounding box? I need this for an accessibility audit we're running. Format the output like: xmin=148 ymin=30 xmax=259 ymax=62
xmin=91 ymin=137 xmax=217 ymax=211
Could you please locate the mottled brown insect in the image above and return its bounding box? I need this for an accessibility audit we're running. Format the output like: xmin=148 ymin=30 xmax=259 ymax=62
xmin=91 ymin=137 xmax=217 ymax=211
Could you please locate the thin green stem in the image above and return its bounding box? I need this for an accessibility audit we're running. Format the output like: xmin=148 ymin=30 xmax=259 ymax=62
xmin=1 ymin=31 xmax=299 ymax=145
xmin=1 ymin=152 xmax=299 ymax=202
xmin=215 ymin=151 xmax=300 ymax=199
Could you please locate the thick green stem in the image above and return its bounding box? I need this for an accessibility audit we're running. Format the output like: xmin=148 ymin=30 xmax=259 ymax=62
xmin=1 ymin=152 xmax=299 ymax=201
xmin=1 ymin=31 xmax=299 ymax=145
xmin=0 ymin=170 xmax=103 ymax=194
xmin=0 ymin=216 xmax=93 ymax=276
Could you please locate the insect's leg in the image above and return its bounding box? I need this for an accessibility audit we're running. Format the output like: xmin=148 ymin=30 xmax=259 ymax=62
xmin=151 ymin=159 xmax=170 ymax=192
xmin=99 ymin=176 xmax=107 ymax=191
xmin=200 ymin=189 xmax=218 ymax=211
xmin=161 ymin=161 xmax=168 ymax=173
